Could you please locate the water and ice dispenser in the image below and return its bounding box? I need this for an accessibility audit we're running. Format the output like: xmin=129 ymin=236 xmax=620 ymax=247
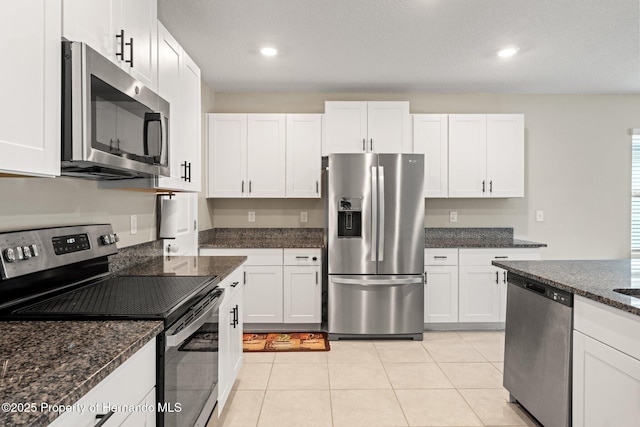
xmin=337 ymin=197 xmax=362 ymax=237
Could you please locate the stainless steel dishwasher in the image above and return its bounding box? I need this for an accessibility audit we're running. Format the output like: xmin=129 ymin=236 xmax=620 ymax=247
xmin=503 ymin=273 xmax=573 ymax=427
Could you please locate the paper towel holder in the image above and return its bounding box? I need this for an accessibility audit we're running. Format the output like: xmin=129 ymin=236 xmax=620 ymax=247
xmin=157 ymin=193 xmax=177 ymax=240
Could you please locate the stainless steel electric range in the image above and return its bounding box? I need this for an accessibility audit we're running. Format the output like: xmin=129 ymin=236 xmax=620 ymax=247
xmin=0 ymin=224 xmax=223 ymax=427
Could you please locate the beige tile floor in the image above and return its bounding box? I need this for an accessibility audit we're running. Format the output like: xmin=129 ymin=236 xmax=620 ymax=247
xmin=212 ymin=331 xmax=540 ymax=427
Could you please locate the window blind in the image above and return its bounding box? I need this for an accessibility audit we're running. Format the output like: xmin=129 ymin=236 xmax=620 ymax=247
xmin=632 ymin=133 xmax=640 ymax=255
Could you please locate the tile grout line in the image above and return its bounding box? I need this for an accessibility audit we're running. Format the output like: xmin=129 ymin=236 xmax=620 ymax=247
xmin=254 ymin=360 xmax=275 ymax=427
xmin=375 ymin=341 xmax=411 ymax=427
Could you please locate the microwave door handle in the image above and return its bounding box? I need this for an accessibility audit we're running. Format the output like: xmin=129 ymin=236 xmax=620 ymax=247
xmin=143 ymin=112 xmax=166 ymax=160
xmin=159 ymin=111 xmax=168 ymax=165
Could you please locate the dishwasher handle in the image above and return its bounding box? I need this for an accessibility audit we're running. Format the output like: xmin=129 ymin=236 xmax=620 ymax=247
xmin=524 ymin=282 xmax=546 ymax=294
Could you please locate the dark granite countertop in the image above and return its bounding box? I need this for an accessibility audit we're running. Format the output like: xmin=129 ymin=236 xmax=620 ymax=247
xmin=426 ymin=237 xmax=547 ymax=248
xmin=116 ymin=255 xmax=247 ymax=280
xmin=492 ymin=259 xmax=640 ymax=317
xmin=0 ymin=320 xmax=162 ymax=427
xmin=199 ymin=228 xmax=324 ymax=249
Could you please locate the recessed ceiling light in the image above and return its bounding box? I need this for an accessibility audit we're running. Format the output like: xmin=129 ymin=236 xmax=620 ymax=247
xmin=260 ymin=47 xmax=278 ymax=57
xmin=497 ymin=46 xmax=519 ymax=58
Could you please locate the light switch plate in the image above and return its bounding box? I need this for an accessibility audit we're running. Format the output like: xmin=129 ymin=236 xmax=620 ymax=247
xmin=130 ymin=215 xmax=138 ymax=235
xmin=536 ymin=210 xmax=544 ymax=222
xmin=248 ymin=211 xmax=256 ymax=222
xmin=300 ymin=212 xmax=308 ymax=223
xmin=449 ymin=211 xmax=458 ymax=223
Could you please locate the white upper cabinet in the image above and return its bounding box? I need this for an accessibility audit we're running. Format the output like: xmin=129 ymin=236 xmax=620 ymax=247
xmin=448 ymin=114 xmax=524 ymax=198
xmin=207 ymin=114 xmax=247 ymax=198
xmin=286 ymin=114 xmax=323 ymax=198
xmin=62 ymin=0 xmax=158 ymax=90
xmin=207 ymin=114 xmax=286 ymax=198
xmin=247 ymin=115 xmax=286 ymax=197
xmin=413 ymin=114 xmax=448 ymax=198
xmin=324 ymin=101 xmax=410 ymax=154
xmin=0 ymin=0 xmax=61 ymax=177
xmin=177 ymin=51 xmax=202 ymax=192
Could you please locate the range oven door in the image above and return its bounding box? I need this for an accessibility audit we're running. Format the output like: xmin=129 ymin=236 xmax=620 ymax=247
xmin=162 ymin=289 xmax=223 ymax=427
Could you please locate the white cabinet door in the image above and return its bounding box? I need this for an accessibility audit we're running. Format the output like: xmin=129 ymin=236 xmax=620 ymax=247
xmin=323 ymin=101 xmax=368 ymax=154
xmin=247 ymin=114 xmax=286 ymax=197
xmin=120 ymin=0 xmax=157 ymax=90
xmin=243 ymin=265 xmax=283 ymax=323
xmin=179 ymin=52 xmax=202 ymax=192
xmin=62 ymin=0 xmax=116 ymax=60
xmin=286 ymin=114 xmax=322 ymax=198
xmin=0 ymin=0 xmax=60 ymax=177
xmin=424 ymin=265 xmax=458 ymax=323
xmin=156 ymin=22 xmax=182 ymax=190
xmin=413 ymin=114 xmax=448 ymax=198
xmin=283 ymin=266 xmax=321 ymax=323
xmin=207 ymin=114 xmax=247 ymax=197
xmin=218 ymin=295 xmax=233 ymax=413
xmin=448 ymin=114 xmax=487 ymax=198
xmin=486 ymin=114 xmax=524 ymax=197
xmin=573 ymin=331 xmax=640 ymax=427
xmin=367 ymin=101 xmax=410 ymax=153
xmin=458 ymin=265 xmax=501 ymax=323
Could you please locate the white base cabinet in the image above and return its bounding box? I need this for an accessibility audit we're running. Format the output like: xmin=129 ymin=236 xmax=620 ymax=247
xmin=217 ymin=267 xmax=244 ymax=415
xmin=424 ymin=249 xmax=458 ymax=323
xmin=573 ymin=296 xmax=640 ymax=427
xmin=48 ymin=338 xmax=156 ymax=427
xmin=1 ymin=0 xmax=61 ymax=177
xmin=199 ymin=248 xmax=322 ymax=325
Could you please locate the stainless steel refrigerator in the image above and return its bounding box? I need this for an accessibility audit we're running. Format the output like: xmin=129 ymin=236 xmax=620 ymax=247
xmin=327 ymin=153 xmax=424 ymax=340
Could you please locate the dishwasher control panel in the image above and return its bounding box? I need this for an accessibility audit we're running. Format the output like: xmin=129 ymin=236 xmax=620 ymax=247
xmin=507 ymin=273 xmax=574 ymax=307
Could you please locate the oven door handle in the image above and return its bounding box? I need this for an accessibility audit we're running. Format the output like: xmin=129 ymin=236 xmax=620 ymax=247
xmin=165 ymin=294 xmax=223 ymax=350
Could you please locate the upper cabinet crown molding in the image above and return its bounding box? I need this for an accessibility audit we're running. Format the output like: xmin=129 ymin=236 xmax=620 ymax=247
xmin=0 ymin=0 xmax=61 ymax=177
xmin=323 ymin=101 xmax=411 ymax=155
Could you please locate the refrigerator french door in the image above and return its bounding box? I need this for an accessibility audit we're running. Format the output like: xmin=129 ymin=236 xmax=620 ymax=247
xmin=327 ymin=153 xmax=424 ymax=340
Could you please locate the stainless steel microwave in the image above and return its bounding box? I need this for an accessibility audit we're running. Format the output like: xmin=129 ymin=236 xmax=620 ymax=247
xmin=61 ymin=41 xmax=170 ymax=179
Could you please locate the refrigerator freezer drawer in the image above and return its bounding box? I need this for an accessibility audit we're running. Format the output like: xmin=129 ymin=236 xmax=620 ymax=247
xmin=328 ymin=275 xmax=424 ymax=339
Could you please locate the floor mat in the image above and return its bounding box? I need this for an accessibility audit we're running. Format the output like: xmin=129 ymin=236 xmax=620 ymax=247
xmin=243 ymin=332 xmax=330 ymax=352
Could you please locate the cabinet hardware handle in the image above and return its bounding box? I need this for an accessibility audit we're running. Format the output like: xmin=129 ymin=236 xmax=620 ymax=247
xmin=433 ymin=256 xmax=448 ymax=259
xmin=230 ymin=308 xmax=236 ymax=328
xmin=370 ymin=138 xmax=373 ymax=151
xmin=125 ymin=37 xmax=134 ymax=67
xmin=95 ymin=411 xmax=116 ymax=427
xmin=231 ymin=281 xmax=239 ymax=288
xmin=316 ymin=181 xmax=319 ymax=194
xmin=187 ymin=162 xmax=192 ymax=182
xmin=115 ymin=30 xmax=125 ymax=60
xmin=296 ymin=256 xmax=309 ymax=259
xmin=249 ymin=181 xmax=252 ymax=193
xmin=316 ymin=271 xmax=319 ymax=284
xmin=489 ymin=180 xmax=493 ymax=193
xmin=235 ymin=305 xmax=239 ymax=326
xmin=494 ymin=256 xmax=509 ymax=259
xmin=495 ymin=271 xmax=499 ymax=284
xmin=362 ymin=138 xmax=366 ymax=151
xmin=424 ymin=271 xmax=427 ymax=284
xmin=181 ymin=161 xmax=188 ymax=181
xmin=243 ymin=271 xmax=246 ymax=284
xmin=241 ymin=180 xmax=245 ymax=193
xmin=503 ymin=271 xmax=507 ymax=284
xmin=482 ymin=180 xmax=486 ymax=193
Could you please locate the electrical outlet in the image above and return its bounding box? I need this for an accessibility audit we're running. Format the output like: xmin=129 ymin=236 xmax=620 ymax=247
xmin=130 ymin=215 xmax=138 ymax=235
xmin=248 ymin=211 xmax=255 ymax=222
xmin=449 ymin=211 xmax=458 ymax=223
xmin=300 ymin=212 xmax=308 ymax=223
xmin=536 ymin=210 xmax=544 ymax=222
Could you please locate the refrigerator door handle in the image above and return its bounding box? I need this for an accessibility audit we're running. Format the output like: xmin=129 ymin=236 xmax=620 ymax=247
xmin=331 ymin=277 xmax=424 ymax=286
xmin=378 ymin=165 xmax=385 ymax=261
xmin=371 ymin=166 xmax=378 ymax=262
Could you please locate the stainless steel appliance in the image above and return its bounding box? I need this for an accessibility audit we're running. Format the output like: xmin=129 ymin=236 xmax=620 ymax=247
xmin=504 ymin=273 xmax=573 ymax=427
xmin=61 ymin=41 xmax=170 ymax=179
xmin=0 ymin=225 xmax=222 ymax=427
xmin=327 ymin=153 xmax=424 ymax=340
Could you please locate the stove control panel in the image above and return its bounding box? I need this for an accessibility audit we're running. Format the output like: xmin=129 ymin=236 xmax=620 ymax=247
xmin=0 ymin=224 xmax=118 ymax=280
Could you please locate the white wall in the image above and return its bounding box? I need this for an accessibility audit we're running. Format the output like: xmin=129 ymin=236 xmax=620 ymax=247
xmin=207 ymin=92 xmax=639 ymax=259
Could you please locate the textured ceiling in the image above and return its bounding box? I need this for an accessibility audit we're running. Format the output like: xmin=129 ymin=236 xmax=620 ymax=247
xmin=157 ymin=0 xmax=640 ymax=94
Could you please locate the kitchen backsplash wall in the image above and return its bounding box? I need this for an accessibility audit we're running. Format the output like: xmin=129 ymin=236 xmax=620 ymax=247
xmin=210 ymin=92 xmax=639 ymax=260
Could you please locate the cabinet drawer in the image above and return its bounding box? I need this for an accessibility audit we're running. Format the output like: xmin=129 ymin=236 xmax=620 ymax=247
xmin=459 ymin=248 xmax=541 ymax=265
xmin=200 ymin=248 xmax=282 ymax=265
xmin=220 ymin=267 xmax=243 ymax=303
xmin=424 ymin=249 xmax=458 ymax=265
xmin=283 ymin=248 xmax=322 ymax=266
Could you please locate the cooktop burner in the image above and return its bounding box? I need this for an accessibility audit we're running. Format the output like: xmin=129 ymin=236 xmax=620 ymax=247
xmin=13 ymin=275 xmax=218 ymax=320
